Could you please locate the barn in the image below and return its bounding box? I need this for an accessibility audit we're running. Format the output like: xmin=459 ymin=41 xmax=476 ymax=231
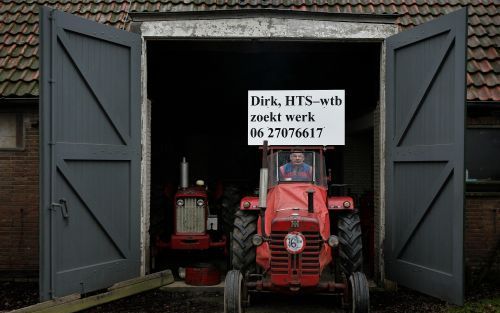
xmin=0 ymin=0 xmax=498 ymax=306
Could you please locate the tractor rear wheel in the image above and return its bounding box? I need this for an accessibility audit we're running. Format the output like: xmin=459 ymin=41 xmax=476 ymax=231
xmin=232 ymin=210 xmax=258 ymax=274
xmin=338 ymin=212 xmax=363 ymax=276
xmin=224 ymin=269 xmax=246 ymax=313
xmin=347 ymin=272 xmax=370 ymax=313
xmin=220 ymin=185 xmax=242 ymax=234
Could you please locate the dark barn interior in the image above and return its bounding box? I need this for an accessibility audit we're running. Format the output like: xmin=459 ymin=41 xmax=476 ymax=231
xmin=147 ymin=40 xmax=381 ymax=274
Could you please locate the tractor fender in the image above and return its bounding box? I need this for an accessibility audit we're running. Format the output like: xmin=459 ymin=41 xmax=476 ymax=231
xmin=239 ymin=196 xmax=260 ymax=210
xmin=327 ymin=196 xmax=356 ymax=211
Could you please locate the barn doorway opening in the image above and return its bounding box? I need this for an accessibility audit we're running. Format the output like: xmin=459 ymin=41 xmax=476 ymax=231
xmin=147 ymin=39 xmax=381 ymax=278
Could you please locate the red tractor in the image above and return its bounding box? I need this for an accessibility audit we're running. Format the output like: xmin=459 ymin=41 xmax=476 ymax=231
xmin=224 ymin=145 xmax=369 ymax=313
xmin=155 ymin=157 xmax=226 ymax=252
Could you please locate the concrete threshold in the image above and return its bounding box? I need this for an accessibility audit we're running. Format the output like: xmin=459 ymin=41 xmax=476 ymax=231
xmin=159 ymin=280 xmax=224 ymax=293
xmin=159 ymin=279 xmax=378 ymax=293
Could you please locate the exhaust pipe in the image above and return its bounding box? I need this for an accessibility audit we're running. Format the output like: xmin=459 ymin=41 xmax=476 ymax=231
xmin=258 ymin=168 xmax=268 ymax=209
xmin=258 ymin=141 xmax=269 ymax=238
xmin=180 ymin=157 xmax=189 ymax=189
xmin=307 ymin=189 xmax=315 ymax=213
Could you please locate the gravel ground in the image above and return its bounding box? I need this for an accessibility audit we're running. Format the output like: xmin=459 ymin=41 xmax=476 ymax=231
xmin=0 ymin=281 xmax=38 ymax=312
xmin=1 ymin=280 xmax=499 ymax=313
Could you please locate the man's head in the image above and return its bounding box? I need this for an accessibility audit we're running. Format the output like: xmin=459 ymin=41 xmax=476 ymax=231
xmin=289 ymin=152 xmax=305 ymax=166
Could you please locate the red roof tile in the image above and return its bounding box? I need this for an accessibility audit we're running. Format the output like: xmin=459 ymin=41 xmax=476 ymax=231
xmin=0 ymin=0 xmax=498 ymax=101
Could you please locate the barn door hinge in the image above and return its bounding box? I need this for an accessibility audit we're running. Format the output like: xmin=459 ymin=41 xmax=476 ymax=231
xmin=50 ymin=198 xmax=69 ymax=218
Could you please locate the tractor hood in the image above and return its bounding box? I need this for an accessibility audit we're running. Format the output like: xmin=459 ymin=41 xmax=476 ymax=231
xmin=176 ymin=186 xmax=206 ymax=198
xmin=264 ymin=183 xmax=329 ymax=237
xmin=256 ymin=183 xmax=332 ymax=273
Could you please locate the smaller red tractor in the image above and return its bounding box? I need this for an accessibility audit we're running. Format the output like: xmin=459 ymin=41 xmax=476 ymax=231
xmin=224 ymin=144 xmax=369 ymax=313
xmin=155 ymin=157 xmax=226 ymax=252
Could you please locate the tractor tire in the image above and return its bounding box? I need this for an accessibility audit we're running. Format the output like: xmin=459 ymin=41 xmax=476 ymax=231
xmin=338 ymin=212 xmax=363 ymax=276
xmin=220 ymin=185 xmax=242 ymax=234
xmin=227 ymin=231 xmax=234 ymax=271
xmin=224 ymin=269 xmax=246 ymax=313
xmin=347 ymin=272 xmax=370 ymax=313
xmin=232 ymin=210 xmax=258 ymax=274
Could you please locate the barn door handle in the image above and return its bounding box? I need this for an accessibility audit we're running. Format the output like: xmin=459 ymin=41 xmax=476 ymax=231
xmin=59 ymin=199 xmax=69 ymax=218
xmin=51 ymin=198 xmax=69 ymax=219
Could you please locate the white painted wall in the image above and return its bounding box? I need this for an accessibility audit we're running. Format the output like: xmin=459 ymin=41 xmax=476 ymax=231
xmin=141 ymin=17 xmax=397 ymax=40
xmin=140 ymin=38 xmax=151 ymax=275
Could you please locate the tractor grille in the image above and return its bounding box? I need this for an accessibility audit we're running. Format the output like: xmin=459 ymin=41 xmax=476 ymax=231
xmin=270 ymin=231 xmax=322 ymax=275
xmin=176 ymin=198 xmax=205 ymax=233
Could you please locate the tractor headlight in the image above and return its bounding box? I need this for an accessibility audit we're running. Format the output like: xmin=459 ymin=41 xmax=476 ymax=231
xmin=251 ymin=234 xmax=264 ymax=246
xmin=176 ymin=199 xmax=184 ymax=207
xmin=243 ymin=201 xmax=251 ymax=209
xmin=327 ymin=235 xmax=339 ymax=248
xmin=343 ymin=201 xmax=351 ymax=208
xmin=196 ymin=199 xmax=205 ymax=206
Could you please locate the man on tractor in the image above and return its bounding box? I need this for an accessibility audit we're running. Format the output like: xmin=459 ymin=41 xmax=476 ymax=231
xmin=279 ymin=151 xmax=313 ymax=181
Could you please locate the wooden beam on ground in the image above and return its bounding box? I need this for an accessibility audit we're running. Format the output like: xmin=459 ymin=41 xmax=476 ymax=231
xmin=11 ymin=270 xmax=174 ymax=313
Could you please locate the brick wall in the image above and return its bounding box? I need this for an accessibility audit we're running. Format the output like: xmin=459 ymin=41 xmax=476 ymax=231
xmin=0 ymin=106 xmax=39 ymax=275
xmin=464 ymin=196 xmax=500 ymax=285
xmin=343 ymin=133 xmax=374 ymax=197
xmin=464 ymin=105 xmax=500 ymax=284
xmin=343 ymin=131 xmax=376 ymax=276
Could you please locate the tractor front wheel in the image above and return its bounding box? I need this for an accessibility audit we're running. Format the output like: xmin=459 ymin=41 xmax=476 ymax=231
xmin=224 ymin=269 xmax=246 ymax=313
xmin=347 ymin=272 xmax=370 ymax=313
xmin=232 ymin=210 xmax=258 ymax=274
xmin=338 ymin=212 xmax=363 ymax=276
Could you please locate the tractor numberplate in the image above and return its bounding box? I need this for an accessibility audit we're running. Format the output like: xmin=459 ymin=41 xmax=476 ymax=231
xmin=284 ymin=232 xmax=305 ymax=254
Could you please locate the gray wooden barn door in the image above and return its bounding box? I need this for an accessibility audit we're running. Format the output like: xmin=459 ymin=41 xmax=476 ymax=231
xmin=385 ymin=8 xmax=466 ymax=305
xmin=39 ymin=7 xmax=141 ymax=300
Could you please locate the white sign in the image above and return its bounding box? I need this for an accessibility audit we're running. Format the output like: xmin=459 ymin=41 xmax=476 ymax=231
xmin=248 ymin=90 xmax=345 ymax=146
